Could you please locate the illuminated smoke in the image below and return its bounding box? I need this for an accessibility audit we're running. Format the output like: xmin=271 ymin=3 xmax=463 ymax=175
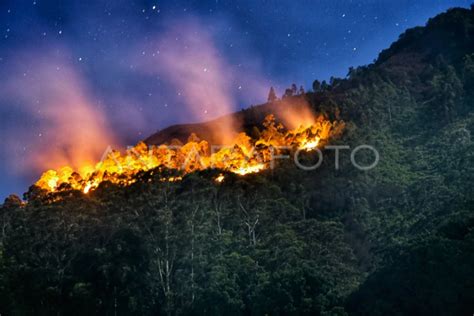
xmin=275 ymin=98 xmax=317 ymax=129
xmin=1 ymin=51 xmax=116 ymax=175
xmin=135 ymin=17 xmax=270 ymax=144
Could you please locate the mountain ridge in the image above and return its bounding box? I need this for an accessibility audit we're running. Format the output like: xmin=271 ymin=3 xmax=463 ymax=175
xmin=144 ymin=6 xmax=474 ymax=146
xmin=1 ymin=5 xmax=473 ymax=316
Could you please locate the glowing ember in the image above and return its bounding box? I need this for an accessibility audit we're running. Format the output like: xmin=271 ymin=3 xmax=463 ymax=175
xmin=300 ymin=137 xmax=320 ymax=151
xmin=83 ymin=183 xmax=93 ymax=194
xmin=230 ymin=163 xmax=265 ymax=175
xmin=35 ymin=114 xmax=344 ymax=194
xmin=215 ymin=174 xmax=225 ymax=183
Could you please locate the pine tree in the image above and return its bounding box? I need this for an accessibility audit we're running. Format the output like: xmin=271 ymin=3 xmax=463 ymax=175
xmin=282 ymin=88 xmax=293 ymax=99
xmin=291 ymin=83 xmax=298 ymax=95
xmin=312 ymin=80 xmax=321 ymax=92
xmin=267 ymin=87 xmax=277 ymax=102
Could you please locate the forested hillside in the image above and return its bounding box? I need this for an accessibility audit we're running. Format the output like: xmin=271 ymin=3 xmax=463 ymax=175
xmin=1 ymin=6 xmax=473 ymax=315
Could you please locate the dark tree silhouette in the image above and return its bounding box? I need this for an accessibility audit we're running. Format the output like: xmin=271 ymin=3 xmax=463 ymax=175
xmin=267 ymin=87 xmax=277 ymax=102
xmin=291 ymin=83 xmax=298 ymax=95
xmin=299 ymin=85 xmax=305 ymax=95
xmin=282 ymin=88 xmax=293 ymax=99
xmin=321 ymin=80 xmax=329 ymax=91
xmin=312 ymin=80 xmax=321 ymax=92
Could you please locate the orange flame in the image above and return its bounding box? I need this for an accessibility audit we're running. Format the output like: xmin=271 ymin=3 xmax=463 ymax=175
xmin=35 ymin=114 xmax=344 ymax=193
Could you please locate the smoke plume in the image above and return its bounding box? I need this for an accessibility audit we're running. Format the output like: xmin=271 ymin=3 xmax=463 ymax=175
xmin=1 ymin=51 xmax=116 ymax=175
xmin=134 ymin=17 xmax=271 ymax=143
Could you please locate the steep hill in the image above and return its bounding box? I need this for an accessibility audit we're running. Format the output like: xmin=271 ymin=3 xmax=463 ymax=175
xmin=1 ymin=6 xmax=473 ymax=316
xmin=144 ymin=96 xmax=311 ymax=145
xmin=146 ymin=6 xmax=474 ymax=145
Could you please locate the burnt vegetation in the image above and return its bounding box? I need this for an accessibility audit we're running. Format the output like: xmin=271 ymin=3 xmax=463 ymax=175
xmin=1 ymin=6 xmax=474 ymax=316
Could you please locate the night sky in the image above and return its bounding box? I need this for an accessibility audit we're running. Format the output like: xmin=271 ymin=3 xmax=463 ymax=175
xmin=0 ymin=0 xmax=471 ymax=199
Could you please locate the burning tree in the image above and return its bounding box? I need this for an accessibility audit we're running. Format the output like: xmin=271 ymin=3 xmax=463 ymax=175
xmin=34 ymin=110 xmax=345 ymax=195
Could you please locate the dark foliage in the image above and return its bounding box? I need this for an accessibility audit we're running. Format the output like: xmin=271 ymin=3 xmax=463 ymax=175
xmin=1 ymin=6 xmax=473 ymax=316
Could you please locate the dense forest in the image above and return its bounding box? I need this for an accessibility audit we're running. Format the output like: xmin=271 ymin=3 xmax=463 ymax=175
xmin=1 ymin=6 xmax=474 ymax=315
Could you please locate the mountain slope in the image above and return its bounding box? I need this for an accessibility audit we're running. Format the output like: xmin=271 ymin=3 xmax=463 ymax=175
xmin=1 ymin=6 xmax=473 ymax=316
xmin=144 ymin=96 xmax=311 ymax=145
